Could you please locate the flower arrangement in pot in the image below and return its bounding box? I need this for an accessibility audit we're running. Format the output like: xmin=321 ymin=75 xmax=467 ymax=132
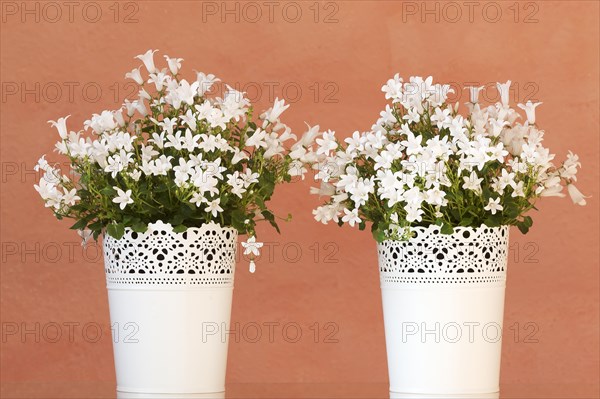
xmin=34 ymin=50 xmax=312 ymax=397
xmin=306 ymin=76 xmax=586 ymax=396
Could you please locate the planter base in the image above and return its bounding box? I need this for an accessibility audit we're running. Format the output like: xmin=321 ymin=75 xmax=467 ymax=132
xmin=117 ymin=391 xmax=225 ymax=399
xmin=390 ymin=392 xmax=499 ymax=399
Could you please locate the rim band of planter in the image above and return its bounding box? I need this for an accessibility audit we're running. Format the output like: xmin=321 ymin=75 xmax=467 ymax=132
xmin=103 ymin=221 xmax=238 ymax=288
xmin=378 ymin=225 xmax=509 ymax=287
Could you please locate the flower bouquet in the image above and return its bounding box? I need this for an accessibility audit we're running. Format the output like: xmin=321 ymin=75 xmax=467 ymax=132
xmin=306 ymin=75 xmax=586 ymax=395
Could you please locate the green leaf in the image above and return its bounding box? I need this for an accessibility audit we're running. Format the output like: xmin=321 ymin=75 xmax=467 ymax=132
xmin=231 ymin=209 xmax=247 ymax=231
xmin=173 ymin=225 xmax=187 ymax=233
xmin=371 ymin=223 xmax=388 ymax=243
xmin=484 ymin=216 xmax=501 ymax=228
xmin=261 ymin=210 xmax=280 ymax=234
xmin=106 ymin=223 xmax=125 ymax=239
xmin=132 ymin=222 xmax=148 ymax=233
xmin=440 ymin=223 xmax=454 ymax=235
xmin=459 ymin=217 xmax=473 ymax=227
xmin=100 ymin=186 xmax=116 ymax=196
xmin=70 ymin=219 xmax=88 ymax=230
xmin=517 ymin=222 xmax=530 ymax=234
xmin=171 ymin=214 xmax=184 ymax=226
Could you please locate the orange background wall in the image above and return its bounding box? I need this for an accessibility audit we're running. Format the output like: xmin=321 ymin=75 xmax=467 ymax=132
xmin=1 ymin=0 xmax=598 ymax=390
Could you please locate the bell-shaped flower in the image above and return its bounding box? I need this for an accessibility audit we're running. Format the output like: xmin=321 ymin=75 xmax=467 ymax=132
xmin=465 ymin=86 xmax=484 ymax=104
xmin=496 ymin=80 xmax=512 ymax=108
xmin=125 ymin=67 xmax=144 ymax=85
xmin=164 ymin=55 xmax=183 ymax=75
xmin=135 ymin=49 xmax=158 ymax=74
xmin=48 ymin=115 xmax=70 ymax=139
xmin=517 ymin=101 xmax=543 ymax=125
xmin=567 ymin=184 xmax=588 ymax=206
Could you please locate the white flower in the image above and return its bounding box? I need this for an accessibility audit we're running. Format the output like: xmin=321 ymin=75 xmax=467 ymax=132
xmin=425 ymin=187 xmax=446 ymax=206
xmin=466 ymin=86 xmax=484 ymax=104
xmin=497 ymin=169 xmax=516 ymax=190
xmin=310 ymin=182 xmax=336 ymax=197
xmin=77 ymin=229 xmax=93 ymax=247
xmin=567 ymin=184 xmax=588 ymax=206
xmin=382 ymin=73 xmax=403 ymax=102
xmin=149 ymin=155 xmax=173 ymax=176
xmin=133 ymin=99 xmax=148 ymax=116
xmin=348 ymin=177 xmax=375 ymax=207
xmin=129 ymin=170 xmax=142 ymax=181
xmin=148 ymin=71 xmax=169 ymax=91
xmin=561 ymin=151 xmax=581 ymax=181
xmin=84 ymin=111 xmax=117 ymax=133
xmin=496 ymin=80 xmax=512 ymax=108
xmin=125 ymin=67 xmax=144 ymax=85
xmin=489 ymin=119 xmax=508 ymax=137
xmin=181 ymin=129 xmax=200 ymax=152
xmin=48 ymin=116 xmax=70 ymax=139
xmin=135 ymin=49 xmax=158 ymax=74
xmin=179 ymin=109 xmax=197 ymax=131
xmin=242 ymin=236 xmax=264 ymax=256
xmin=34 ymin=155 xmax=50 ymax=172
xmin=246 ymin=129 xmax=268 ymax=149
xmin=316 ymin=130 xmax=338 ymax=155
xmin=173 ymin=80 xmax=200 ymax=109
xmin=511 ymin=181 xmax=525 ymax=197
xmin=296 ymin=124 xmax=321 ymax=148
xmin=431 ymin=107 xmax=452 ymax=129
xmin=227 ymin=172 xmax=246 ymax=197
xmin=462 ymin=171 xmax=483 ymax=193
xmin=196 ymin=72 xmax=220 ymax=96
xmin=484 ymin=197 xmax=503 ymax=215
xmin=405 ymin=204 xmax=424 ymax=223
xmin=62 ymin=188 xmax=80 ymax=206
xmin=400 ymin=127 xmax=422 ymax=155
xmin=261 ymin=98 xmax=289 ymax=124
xmin=344 ymin=131 xmax=365 ymax=155
xmin=34 ymin=177 xmax=62 ymax=208
xmin=312 ymin=205 xmax=340 ymax=224
xmin=204 ymin=198 xmax=224 ymax=217
xmin=403 ymin=186 xmax=424 ymax=206
xmin=164 ymin=55 xmax=183 ymax=75
xmin=517 ymin=101 xmax=543 ymax=125
xmin=231 ymin=148 xmax=249 ymax=164
xmin=112 ymin=187 xmax=133 ymax=210
xmin=190 ymin=192 xmax=204 ymax=207
xmin=489 ymin=142 xmax=509 ymax=162
xmin=123 ymin=99 xmax=137 ymax=117
xmin=192 ymin=169 xmax=219 ymax=196
xmin=401 ymin=107 xmax=419 ymax=124
xmin=240 ymin=169 xmax=259 ymax=188
xmin=341 ymin=208 xmax=361 ymax=227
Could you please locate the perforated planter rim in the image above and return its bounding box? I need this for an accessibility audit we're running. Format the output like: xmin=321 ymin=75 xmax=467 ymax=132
xmin=378 ymin=225 xmax=509 ymax=395
xmin=103 ymin=221 xmax=238 ymax=396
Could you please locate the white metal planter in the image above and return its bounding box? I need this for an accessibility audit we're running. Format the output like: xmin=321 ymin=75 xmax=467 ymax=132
xmin=103 ymin=221 xmax=237 ymax=398
xmin=378 ymin=225 xmax=509 ymax=397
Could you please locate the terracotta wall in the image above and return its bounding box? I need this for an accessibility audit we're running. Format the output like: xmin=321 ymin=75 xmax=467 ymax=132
xmin=1 ymin=0 xmax=598 ymax=389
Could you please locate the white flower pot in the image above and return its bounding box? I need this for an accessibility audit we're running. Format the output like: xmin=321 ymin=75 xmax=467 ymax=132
xmin=378 ymin=225 xmax=509 ymax=397
xmin=103 ymin=221 xmax=237 ymax=398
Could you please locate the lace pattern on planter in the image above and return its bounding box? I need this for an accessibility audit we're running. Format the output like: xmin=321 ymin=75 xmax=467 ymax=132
xmin=378 ymin=226 xmax=509 ymax=287
xmin=103 ymin=221 xmax=237 ymax=287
